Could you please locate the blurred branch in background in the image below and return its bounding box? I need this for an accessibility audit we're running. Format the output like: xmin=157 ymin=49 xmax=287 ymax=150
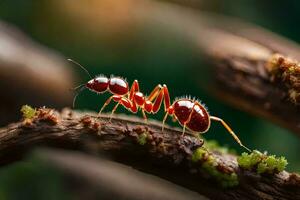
xmin=0 ymin=21 xmax=75 ymax=126
xmin=31 ymin=148 xmax=205 ymax=200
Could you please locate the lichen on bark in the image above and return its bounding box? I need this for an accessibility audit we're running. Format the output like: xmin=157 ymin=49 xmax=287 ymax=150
xmin=266 ymin=53 xmax=300 ymax=105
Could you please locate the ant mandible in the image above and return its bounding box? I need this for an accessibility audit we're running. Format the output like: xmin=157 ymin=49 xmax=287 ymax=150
xmin=69 ymin=59 xmax=251 ymax=152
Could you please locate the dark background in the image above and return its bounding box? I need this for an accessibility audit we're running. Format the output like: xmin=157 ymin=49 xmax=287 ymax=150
xmin=0 ymin=0 xmax=299 ymax=199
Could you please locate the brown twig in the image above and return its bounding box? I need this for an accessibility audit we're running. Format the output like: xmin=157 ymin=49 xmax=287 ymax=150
xmin=0 ymin=108 xmax=299 ymax=200
xmin=207 ymin=38 xmax=300 ymax=136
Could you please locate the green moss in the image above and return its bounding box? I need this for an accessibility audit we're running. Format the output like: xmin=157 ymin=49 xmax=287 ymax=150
xmin=137 ymin=133 xmax=148 ymax=145
xmin=238 ymin=150 xmax=262 ymax=170
xmin=288 ymin=66 xmax=296 ymax=73
xmin=191 ymin=148 xmax=207 ymax=162
xmin=192 ymin=142 xmax=289 ymax=187
xmin=20 ymin=105 xmax=36 ymax=119
xmin=216 ymin=172 xmax=239 ymax=188
xmin=192 ymin=147 xmax=238 ymax=188
xmin=237 ymin=150 xmax=288 ymax=174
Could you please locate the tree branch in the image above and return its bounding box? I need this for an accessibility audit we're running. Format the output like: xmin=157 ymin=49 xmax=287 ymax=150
xmin=210 ymin=53 xmax=300 ymax=135
xmin=0 ymin=108 xmax=299 ymax=200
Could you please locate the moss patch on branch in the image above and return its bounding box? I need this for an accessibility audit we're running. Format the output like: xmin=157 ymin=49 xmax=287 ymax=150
xmin=237 ymin=150 xmax=288 ymax=174
xmin=266 ymin=53 xmax=300 ymax=105
xmin=20 ymin=105 xmax=36 ymax=119
xmin=20 ymin=105 xmax=59 ymax=126
xmin=192 ymin=144 xmax=288 ymax=187
xmin=138 ymin=132 xmax=148 ymax=145
xmin=192 ymin=148 xmax=238 ymax=188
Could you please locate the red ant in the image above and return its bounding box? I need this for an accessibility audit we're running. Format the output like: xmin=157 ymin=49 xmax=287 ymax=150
xmin=69 ymin=59 xmax=169 ymax=121
xmin=69 ymin=59 xmax=251 ymax=152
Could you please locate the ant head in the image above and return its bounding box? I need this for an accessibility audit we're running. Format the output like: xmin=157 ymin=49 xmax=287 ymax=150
xmin=86 ymin=76 xmax=109 ymax=93
xmin=86 ymin=79 xmax=94 ymax=89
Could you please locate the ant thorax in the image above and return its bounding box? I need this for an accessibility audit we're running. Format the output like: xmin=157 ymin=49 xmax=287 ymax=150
xmin=108 ymin=77 xmax=128 ymax=95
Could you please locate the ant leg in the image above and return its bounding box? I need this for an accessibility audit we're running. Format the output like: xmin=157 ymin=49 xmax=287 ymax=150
xmin=180 ymin=104 xmax=197 ymax=137
xmin=181 ymin=124 xmax=186 ymax=137
xmin=129 ymin=80 xmax=140 ymax=100
xmin=147 ymin=84 xmax=162 ymax=102
xmin=172 ymin=115 xmax=177 ymax=122
xmin=210 ymin=116 xmax=251 ymax=152
xmin=109 ymin=102 xmax=121 ymax=122
xmin=107 ymin=96 xmax=136 ymax=122
xmin=162 ymin=112 xmax=169 ymax=133
xmin=98 ymin=95 xmax=116 ymax=116
xmin=152 ymin=89 xmax=164 ymax=113
xmin=162 ymin=84 xmax=171 ymax=110
xmin=151 ymin=85 xmax=169 ymax=112
xmin=141 ymin=109 xmax=148 ymax=123
xmin=147 ymin=84 xmax=171 ymax=113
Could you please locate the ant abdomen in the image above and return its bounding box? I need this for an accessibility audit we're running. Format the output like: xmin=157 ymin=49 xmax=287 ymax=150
xmin=173 ymin=99 xmax=210 ymax=133
xmin=185 ymin=104 xmax=210 ymax=133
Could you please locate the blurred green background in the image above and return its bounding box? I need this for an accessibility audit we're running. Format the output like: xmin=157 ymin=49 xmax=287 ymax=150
xmin=0 ymin=0 xmax=299 ymax=199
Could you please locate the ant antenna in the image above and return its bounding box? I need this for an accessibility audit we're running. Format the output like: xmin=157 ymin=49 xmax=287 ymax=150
xmin=68 ymin=58 xmax=93 ymax=79
xmin=70 ymin=83 xmax=86 ymax=91
xmin=72 ymin=86 xmax=85 ymax=108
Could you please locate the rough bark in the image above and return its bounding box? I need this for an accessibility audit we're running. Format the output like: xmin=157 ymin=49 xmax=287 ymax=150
xmin=210 ymin=53 xmax=300 ymax=135
xmin=0 ymin=108 xmax=299 ymax=200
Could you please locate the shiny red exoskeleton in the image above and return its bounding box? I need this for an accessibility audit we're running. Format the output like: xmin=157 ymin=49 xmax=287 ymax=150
xmin=162 ymin=98 xmax=250 ymax=151
xmin=167 ymin=99 xmax=210 ymax=133
xmin=70 ymin=59 xmax=251 ymax=152
xmin=86 ymin=75 xmax=171 ymax=120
